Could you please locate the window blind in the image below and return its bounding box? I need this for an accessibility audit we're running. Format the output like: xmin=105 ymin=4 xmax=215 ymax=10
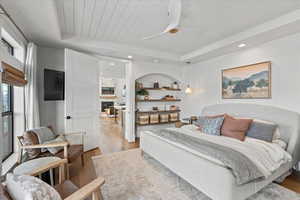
xmin=1 ymin=62 xmax=27 ymax=87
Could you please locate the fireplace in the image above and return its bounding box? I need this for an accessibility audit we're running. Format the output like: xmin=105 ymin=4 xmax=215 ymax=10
xmin=101 ymin=101 xmax=114 ymax=112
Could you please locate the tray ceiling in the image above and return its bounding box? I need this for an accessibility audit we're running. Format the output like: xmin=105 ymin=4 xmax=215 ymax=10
xmin=55 ymin=0 xmax=300 ymax=54
xmin=2 ymin=0 xmax=300 ymax=63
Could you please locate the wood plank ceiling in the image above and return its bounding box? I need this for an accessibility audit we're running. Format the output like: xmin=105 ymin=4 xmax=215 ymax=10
xmin=55 ymin=0 xmax=300 ymax=55
xmin=56 ymin=0 xmax=168 ymax=44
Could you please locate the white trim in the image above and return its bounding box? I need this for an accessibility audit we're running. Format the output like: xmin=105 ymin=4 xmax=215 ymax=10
xmin=1 ymin=153 xmax=17 ymax=175
xmin=181 ymin=9 xmax=300 ymax=62
xmin=125 ymin=61 xmax=135 ymax=142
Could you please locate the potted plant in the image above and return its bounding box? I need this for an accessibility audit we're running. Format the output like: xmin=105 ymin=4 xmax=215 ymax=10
xmin=136 ymin=89 xmax=149 ymax=100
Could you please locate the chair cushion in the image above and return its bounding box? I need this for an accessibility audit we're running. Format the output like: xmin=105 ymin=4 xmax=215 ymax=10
xmin=6 ymin=173 xmax=62 ymax=200
xmin=0 ymin=184 xmax=12 ymax=200
xmin=54 ymin=181 xmax=92 ymax=200
xmin=55 ymin=144 xmax=83 ymax=163
xmin=54 ymin=180 xmax=78 ymax=199
xmin=23 ymin=131 xmax=41 ymax=159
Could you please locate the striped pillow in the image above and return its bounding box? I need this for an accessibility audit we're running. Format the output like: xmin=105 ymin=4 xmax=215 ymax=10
xmin=194 ymin=116 xmax=225 ymax=136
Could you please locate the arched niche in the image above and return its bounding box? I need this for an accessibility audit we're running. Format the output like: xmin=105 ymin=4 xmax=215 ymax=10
xmin=135 ymin=73 xmax=181 ymax=88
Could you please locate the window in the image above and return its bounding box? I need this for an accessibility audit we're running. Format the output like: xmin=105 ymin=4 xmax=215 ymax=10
xmin=2 ymin=83 xmax=14 ymax=161
xmin=1 ymin=28 xmax=24 ymax=63
xmin=1 ymin=38 xmax=14 ymax=56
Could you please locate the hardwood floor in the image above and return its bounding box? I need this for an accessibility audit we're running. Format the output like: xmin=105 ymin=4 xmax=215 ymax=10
xmin=70 ymin=116 xmax=139 ymax=187
xmin=69 ymin=117 xmax=300 ymax=194
xmin=281 ymin=171 xmax=300 ymax=193
xmin=98 ymin=116 xmax=139 ymax=154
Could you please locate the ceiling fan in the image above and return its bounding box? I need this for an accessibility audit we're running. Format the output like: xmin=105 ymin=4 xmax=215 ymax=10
xmin=142 ymin=0 xmax=182 ymax=40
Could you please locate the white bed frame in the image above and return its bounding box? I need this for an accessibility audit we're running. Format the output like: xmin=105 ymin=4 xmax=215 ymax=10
xmin=140 ymin=103 xmax=300 ymax=200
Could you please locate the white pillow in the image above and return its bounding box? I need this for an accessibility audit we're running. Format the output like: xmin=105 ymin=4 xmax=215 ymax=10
xmin=6 ymin=173 xmax=62 ymax=200
xmin=43 ymin=135 xmax=66 ymax=154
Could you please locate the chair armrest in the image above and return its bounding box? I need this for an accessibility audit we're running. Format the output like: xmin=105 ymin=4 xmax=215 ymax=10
xmin=64 ymin=177 xmax=105 ymax=200
xmin=28 ymin=159 xmax=68 ymax=177
xmin=20 ymin=141 xmax=69 ymax=149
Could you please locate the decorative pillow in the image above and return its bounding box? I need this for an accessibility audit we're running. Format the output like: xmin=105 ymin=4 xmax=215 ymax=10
xmin=250 ymin=119 xmax=283 ymax=143
xmin=43 ymin=135 xmax=66 ymax=154
xmin=194 ymin=116 xmax=224 ymax=136
xmin=22 ymin=131 xmax=41 ymax=159
xmin=0 ymin=184 xmax=12 ymax=200
xmin=247 ymin=120 xmax=277 ymax=142
xmin=221 ymin=114 xmax=253 ymax=141
xmin=6 ymin=173 xmax=62 ymax=200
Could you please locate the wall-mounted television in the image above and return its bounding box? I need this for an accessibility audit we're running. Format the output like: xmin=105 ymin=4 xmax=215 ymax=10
xmin=44 ymin=69 xmax=65 ymax=101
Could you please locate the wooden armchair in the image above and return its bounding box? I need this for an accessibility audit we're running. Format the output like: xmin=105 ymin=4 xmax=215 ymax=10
xmin=17 ymin=129 xmax=86 ymax=178
xmin=1 ymin=159 xmax=105 ymax=200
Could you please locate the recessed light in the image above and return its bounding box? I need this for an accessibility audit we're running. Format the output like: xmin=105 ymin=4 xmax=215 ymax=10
xmin=110 ymin=62 xmax=115 ymax=66
xmin=127 ymin=55 xmax=133 ymax=59
xmin=153 ymin=59 xmax=159 ymax=63
xmin=238 ymin=43 xmax=246 ymax=48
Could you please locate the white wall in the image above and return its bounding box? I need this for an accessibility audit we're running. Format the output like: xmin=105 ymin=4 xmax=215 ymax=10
xmin=182 ymin=33 xmax=300 ymax=117
xmin=37 ymin=47 xmax=65 ymax=133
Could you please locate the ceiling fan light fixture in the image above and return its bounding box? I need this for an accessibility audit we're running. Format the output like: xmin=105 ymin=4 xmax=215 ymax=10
xmin=238 ymin=43 xmax=246 ymax=48
xmin=169 ymin=28 xmax=179 ymax=34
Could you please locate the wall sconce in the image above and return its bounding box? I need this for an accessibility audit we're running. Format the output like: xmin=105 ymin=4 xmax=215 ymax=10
xmin=185 ymin=85 xmax=192 ymax=94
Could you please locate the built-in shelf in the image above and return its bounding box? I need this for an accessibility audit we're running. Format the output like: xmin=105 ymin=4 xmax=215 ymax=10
xmin=137 ymin=99 xmax=181 ymax=102
xmin=100 ymin=95 xmax=117 ymax=99
xmin=136 ymin=120 xmax=180 ymax=126
xmin=136 ymin=110 xmax=181 ymax=114
xmin=141 ymin=87 xmax=181 ymax=91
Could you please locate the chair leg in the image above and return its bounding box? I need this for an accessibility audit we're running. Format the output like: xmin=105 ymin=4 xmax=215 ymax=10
xmin=81 ymin=154 xmax=85 ymax=167
xmin=66 ymin=163 xmax=70 ymax=180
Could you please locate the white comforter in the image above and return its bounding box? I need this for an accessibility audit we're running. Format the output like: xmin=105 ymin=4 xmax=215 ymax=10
xmin=146 ymin=125 xmax=292 ymax=179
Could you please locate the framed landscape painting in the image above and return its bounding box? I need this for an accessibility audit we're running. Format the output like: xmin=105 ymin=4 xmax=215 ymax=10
xmin=222 ymin=61 xmax=271 ymax=99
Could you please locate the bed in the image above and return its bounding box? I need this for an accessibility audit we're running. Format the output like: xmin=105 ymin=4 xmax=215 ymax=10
xmin=140 ymin=103 xmax=300 ymax=200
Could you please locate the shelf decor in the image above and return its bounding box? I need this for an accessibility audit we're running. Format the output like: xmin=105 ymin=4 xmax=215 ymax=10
xmin=136 ymin=88 xmax=149 ymax=100
xmin=135 ymin=74 xmax=182 ymax=128
xmin=160 ymin=114 xmax=169 ymax=123
xmin=138 ymin=115 xmax=149 ymax=125
xmin=150 ymin=114 xmax=159 ymax=124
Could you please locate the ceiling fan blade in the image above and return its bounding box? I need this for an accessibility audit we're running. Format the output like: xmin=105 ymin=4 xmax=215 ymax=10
xmin=142 ymin=0 xmax=182 ymax=40
xmin=142 ymin=31 xmax=167 ymax=40
xmin=167 ymin=0 xmax=181 ymax=30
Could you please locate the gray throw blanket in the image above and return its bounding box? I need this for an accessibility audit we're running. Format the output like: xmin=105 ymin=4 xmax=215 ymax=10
xmin=151 ymin=129 xmax=264 ymax=185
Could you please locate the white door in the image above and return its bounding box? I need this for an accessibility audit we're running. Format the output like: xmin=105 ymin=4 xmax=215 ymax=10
xmin=65 ymin=49 xmax=100 ymax=151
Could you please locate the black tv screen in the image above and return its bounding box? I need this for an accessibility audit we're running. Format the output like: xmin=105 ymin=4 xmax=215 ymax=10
xmin=44 ymin=69 xmax=65 ymax=101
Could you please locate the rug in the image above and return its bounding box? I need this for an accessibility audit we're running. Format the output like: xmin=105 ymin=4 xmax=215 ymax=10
xmin=92 ymin=149 xmax=300 ymax=200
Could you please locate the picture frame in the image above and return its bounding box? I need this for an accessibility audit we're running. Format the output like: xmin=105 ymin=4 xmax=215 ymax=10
xmin=222 ymin=61 xmax=271 ymax=99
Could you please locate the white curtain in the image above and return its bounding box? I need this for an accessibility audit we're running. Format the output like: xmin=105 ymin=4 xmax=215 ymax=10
xmin=24 ymin=43 xmax=40 ymax=129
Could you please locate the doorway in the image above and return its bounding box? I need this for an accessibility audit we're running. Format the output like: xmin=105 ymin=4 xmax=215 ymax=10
xmin=98 ymin=58 xmax=137 ymax=153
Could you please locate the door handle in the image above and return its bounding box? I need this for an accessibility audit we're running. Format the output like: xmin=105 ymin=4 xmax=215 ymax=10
xmin=66 ymin=116 xmax=72 ymax=120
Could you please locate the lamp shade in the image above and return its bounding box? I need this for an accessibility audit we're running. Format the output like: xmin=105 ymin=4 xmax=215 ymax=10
xmin=185 ymin=85 xmax=192 ymax=94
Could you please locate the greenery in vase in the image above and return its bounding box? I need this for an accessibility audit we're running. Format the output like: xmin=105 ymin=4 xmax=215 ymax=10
xmin=136 ymin=89 xmax=149 ymax=96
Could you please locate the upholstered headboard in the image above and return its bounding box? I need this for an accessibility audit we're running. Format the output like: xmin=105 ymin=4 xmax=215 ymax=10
xmin=202 ymin=103 xmax=300 ymax=166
